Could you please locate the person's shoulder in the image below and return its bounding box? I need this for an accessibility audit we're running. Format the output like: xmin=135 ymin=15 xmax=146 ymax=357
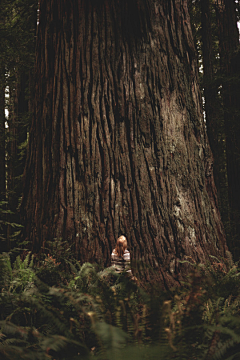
xmin=124 ymin=250 xmax=130 ymax=254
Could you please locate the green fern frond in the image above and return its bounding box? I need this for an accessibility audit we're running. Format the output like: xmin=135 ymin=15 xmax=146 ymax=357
xmin=224 ymin=352 xmax=240 ymax=360
xmin=39 ymin=334 xmax=88 ymax=356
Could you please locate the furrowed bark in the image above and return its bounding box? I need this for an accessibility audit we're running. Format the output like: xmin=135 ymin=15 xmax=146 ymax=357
xmin=21 ymin=0 xmax=228 ymax=286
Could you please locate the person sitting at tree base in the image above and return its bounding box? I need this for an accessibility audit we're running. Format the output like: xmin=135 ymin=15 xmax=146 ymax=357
xmin=111 ymin=235 xmax=132 ymax=276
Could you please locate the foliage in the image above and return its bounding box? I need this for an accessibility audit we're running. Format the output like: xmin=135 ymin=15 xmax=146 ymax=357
xmin=0 ymin=0 xmax=37 ymax=73
xmin=188 ymin=0 xmax=236 ymax=253
xmin=0 ymin=201 xmax=23 ymax=248
xmin=1 ymin=253 xmax=240 ymax=359
xmin=0 ymin=0 xmax=37 ymax=250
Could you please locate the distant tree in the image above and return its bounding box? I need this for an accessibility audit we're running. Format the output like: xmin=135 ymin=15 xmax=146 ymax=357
xmin=214 ymin=0 xmax=240 ymax=257
xmin=0 ymin=69 xmax=5 ymax=204
xmin=7 ymin=0 xmax=37 ymax=234
xmin=0 ymin=0 xmax=37 ymax=250
xmin=200 ymin=0 xmax=219 ymax=187
xmin=189 ymin=0 xmax=232 ymax=250
xmin=0 ymin=2 xmax=8 ymax=250
xmin=21 ymin=0 xmax=228 ymax=285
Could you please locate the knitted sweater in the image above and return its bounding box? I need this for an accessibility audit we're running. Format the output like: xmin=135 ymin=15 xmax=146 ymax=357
xmin=111 ymin=249 xmax=132 ymax=274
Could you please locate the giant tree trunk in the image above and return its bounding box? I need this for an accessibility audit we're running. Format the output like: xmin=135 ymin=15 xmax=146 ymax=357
xmin=22 ymin=0 xmax=228 ymax=285
xmin=215 ymin=0 xmax=240 ymax=258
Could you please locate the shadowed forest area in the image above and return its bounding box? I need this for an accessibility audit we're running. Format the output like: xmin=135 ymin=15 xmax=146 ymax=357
xmin=1 ymin=0 xmax=240 ymax=359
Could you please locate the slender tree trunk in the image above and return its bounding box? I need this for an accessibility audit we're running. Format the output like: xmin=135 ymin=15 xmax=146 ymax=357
xmin=9 ymin=71 xmax=29 ymax=202
xmin=0 ymin=5 xmax=5 ymax=205
xmin=215 ymin=0 xmax=240 ymax=257
xmin=7 ymin=71 xmax=29 ymax=244
xmin=0 ymin=67 xmax=6 ymax=252
xmin=0 ymin=5 xmax=7 ymax=251
xmin=201 ymin=0 xmax=229 ymax=241
xmin=22 ymin=0 xmax=228 ymax=285
xmin=200 ymin=0 xmax=219 ymax=188
xmin=0 ymin=69 xmax=5 ymax=201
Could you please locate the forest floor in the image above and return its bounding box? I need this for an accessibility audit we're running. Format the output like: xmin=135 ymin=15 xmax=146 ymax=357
xmin=0 ymin=251 xmax=240 ymax=360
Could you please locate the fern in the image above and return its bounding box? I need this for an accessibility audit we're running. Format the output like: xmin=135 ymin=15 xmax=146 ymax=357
xmin=0 ymin=320 xmax=88 ymax=360
xmin=1 ymin=252 xmax=240 ymax=360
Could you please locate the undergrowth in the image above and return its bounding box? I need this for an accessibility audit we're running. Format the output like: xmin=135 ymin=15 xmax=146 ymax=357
xmin=1 ymin=253 xmax=240 ymax=359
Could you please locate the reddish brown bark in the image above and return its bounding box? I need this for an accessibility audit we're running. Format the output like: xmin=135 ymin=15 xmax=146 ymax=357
xmin=22 ymin=0 xmax=229 ymax=286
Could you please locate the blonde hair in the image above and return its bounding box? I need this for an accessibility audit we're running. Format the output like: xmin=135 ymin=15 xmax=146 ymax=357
xmin=114 ymin=235 xmax=127 ymax=257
